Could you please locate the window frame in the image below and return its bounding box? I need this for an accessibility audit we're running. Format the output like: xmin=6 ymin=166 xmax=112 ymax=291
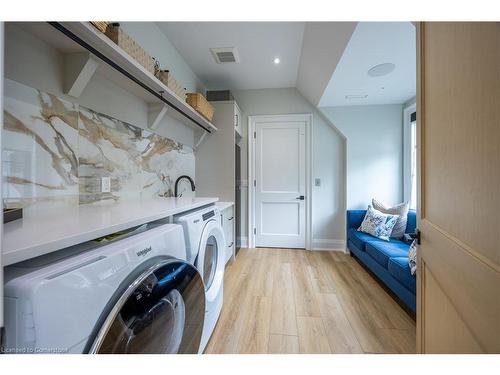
xmin=403 ymin=102 xmax=417 ymax=209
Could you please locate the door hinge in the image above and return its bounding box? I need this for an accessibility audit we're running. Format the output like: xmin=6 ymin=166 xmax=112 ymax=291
xmin=253 ymin=179 xmax=256 ymax=187
xmin=253 ymin=228 xmax=256 ymax=235
xmin=253 ymin=131 xmax=256 ymax=139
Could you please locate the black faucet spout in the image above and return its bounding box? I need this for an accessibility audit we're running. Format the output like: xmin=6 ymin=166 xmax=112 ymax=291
xmin=174 ymin=175 xmax=195 ymax=197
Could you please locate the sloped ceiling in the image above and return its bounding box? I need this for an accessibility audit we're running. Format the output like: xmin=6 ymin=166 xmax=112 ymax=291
xmin=296 ymin=22 xmax=357 ymax=106
xmin=156 ymin=22 xmax=417 ymax=108
xmin=319 ymin=22 xmax=416 ymax=107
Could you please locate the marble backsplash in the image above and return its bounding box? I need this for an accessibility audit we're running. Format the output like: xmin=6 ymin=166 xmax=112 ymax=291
xmin=2 ymin=79 xmax=195 ymax=208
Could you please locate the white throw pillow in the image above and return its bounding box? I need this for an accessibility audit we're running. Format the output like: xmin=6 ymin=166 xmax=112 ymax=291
xmin=408 ymin=240 xmax=417 ymax=275
xmin=358 ymin=205 xmax=399 ymax=242
xmin=372 ymin=199 xmax=410 ymax=239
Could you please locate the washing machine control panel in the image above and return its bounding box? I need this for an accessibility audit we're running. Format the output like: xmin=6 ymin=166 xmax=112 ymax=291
xmin=202 ymin=210 xmax=215 ymax=221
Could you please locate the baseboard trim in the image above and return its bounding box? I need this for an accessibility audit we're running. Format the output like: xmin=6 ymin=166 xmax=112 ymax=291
xmin=237 ymin=236 xmax=248 ymax=248
xmin=312 ymin=238 xmax=346 ymax=252
xmin=237 ymin=237 xmax=345 ymax=251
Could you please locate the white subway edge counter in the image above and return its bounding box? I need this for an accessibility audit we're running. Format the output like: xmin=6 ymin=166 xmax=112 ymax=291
xmin=2 ymin=197 xmax=218 ymax=266
xmin=215 ymin=201 xmax=234 ymax=211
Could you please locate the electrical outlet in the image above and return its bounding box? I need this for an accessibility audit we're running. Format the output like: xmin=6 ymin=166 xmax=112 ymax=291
xmin=315 ymin=178 xmax=321 ymax=187
xmin=101 ymin=177 xmax=111 ymax=193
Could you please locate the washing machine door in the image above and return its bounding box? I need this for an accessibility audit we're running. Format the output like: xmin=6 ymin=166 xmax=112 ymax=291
xmin=196 ymin=220 xmax=225 ymax=302
xmin=85 ymin=257 xmax=205 ymax=354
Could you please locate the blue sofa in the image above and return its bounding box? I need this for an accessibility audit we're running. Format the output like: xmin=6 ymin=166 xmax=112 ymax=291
xmin=346 ymin=209 xmax=416 ymax=312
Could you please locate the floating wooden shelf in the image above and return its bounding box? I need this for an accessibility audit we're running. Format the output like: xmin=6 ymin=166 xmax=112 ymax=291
xmin=17 ymin=22 xmax=217 ymax=134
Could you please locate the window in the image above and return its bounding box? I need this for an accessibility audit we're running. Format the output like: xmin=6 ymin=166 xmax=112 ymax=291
xmin=409 ymin=112 xmax=417 ymax=210
xmin=403 ymin=104 xmax=417 ymax=210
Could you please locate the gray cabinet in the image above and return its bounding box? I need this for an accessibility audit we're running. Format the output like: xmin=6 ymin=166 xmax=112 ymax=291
xmin=195 ymin=100 xmax=240 ymax=204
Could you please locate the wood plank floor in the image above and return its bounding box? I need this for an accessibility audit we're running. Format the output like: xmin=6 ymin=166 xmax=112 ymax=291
xmin=204 ymin=248 xmax=416 ymax=354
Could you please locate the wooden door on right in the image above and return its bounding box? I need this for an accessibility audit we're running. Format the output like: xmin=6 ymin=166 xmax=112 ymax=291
xmin=417 ymin=22 xmax=500 ymax=353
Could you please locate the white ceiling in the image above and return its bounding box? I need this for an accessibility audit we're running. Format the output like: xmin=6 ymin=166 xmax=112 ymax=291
xmin=157 ymin=22 xmax=305 ymax=90
xmin=318 ymin=22 xmax=416 ymax=107
xmin=297 ymin=22 xmax=356 ymax=106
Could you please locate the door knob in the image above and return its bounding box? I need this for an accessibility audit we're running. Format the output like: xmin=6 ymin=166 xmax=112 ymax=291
xmin=295 ymin=195 xmax=305 ymax=200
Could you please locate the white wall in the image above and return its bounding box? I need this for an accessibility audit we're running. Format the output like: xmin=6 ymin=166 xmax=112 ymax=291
xmin=3 ymin=23 xmax=198 ymax=147
xmin=320 ymin=104 xmax=404 ymax=210
xmin=233 ymin=88 xmax=346 ymax=249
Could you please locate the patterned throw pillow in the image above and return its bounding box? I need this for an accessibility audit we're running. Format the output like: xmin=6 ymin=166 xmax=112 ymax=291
xmin=372 ymin=199 xmax=410 ymax=239
xmin=408 ymin=240 xmax=417 ymax=275
xmin=358 ymin=205 xmax=399 ymax=241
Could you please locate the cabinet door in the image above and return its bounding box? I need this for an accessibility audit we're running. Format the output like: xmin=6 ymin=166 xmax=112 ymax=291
xmin=222 ymin=206 xmax=234 ymax=263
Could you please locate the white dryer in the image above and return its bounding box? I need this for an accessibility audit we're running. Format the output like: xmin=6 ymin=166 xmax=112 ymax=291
xmin=174 ymin=205 xmax=225 ymax=353
xmin=3 ymin=222 xmax=205 ymax=354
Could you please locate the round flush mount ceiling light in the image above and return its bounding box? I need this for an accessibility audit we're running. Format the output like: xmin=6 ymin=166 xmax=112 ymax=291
xmin=368 ymin=63 xmax=396 ymax=77
xmin=273 ymin=57 xmax=280 ymax=64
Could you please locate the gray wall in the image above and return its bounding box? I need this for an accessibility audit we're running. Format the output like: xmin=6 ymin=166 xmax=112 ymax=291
xmin=120 ymin=22 xmax=206 ymax=93
xmin=233 ymin=88 xmax=346 ymax=248
xmin=320 ymin=104 xmax=404 ymax=209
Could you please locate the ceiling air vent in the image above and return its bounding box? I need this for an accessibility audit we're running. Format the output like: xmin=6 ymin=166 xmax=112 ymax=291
xmin=210 ymin=47 xmax=240 ymax=64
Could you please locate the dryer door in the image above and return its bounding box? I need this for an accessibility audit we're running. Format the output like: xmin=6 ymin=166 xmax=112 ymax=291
xmin=85 ymin=257 xmax=205 ymax=354
xmin=196 ymin=220 xmax=225 ymax=303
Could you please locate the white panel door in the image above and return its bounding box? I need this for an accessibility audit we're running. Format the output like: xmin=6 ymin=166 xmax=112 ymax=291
xmin=255 ymin=120 xmax=306 ymax=248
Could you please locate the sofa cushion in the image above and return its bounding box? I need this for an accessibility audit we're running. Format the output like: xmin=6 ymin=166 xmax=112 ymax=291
xmin=372 ymin=199 xmax=409 ymax=239
xmin=388 ymin=257 xmax=416 ymax=293
xmin=406 ymin=210 xmax=417 ymax=234
xmin=346 ymin=210 xmax=368 ymax=230
xmin=348 ymin=228 xmax=384 ymax=251
xmin=365 ymin=240 xmax=410 ymax=268
xmin=358 ymin=205 xmax=399 ymax=241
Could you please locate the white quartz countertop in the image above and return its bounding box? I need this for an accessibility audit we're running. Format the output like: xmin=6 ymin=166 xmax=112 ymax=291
xmin=215 ymin=201 xmax=234 ymax=210
xmin=2 ymin=197 xmax=218 ymax=266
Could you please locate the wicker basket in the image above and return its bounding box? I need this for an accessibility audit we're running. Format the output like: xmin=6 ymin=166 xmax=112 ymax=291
xmin=157 ymin=70 xmax=187 ymax=101
xmin=105 ymin=23 xmax=155 ymax=75
xmin=186 ymin=93 xmax=214 ymax=122
xmin=90 ymin=21 xmax=110 ymax=33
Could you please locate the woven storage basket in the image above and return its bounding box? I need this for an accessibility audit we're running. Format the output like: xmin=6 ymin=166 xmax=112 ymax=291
xmin=90 ymin=21 xmax=109 ymax=33
xmin=186 ymin=93 xmax=214 ymax=122
xmin=158 ymin=70 xmax=187 ymax=101
xmin=105 ymin=23 xmax=155 ymax=75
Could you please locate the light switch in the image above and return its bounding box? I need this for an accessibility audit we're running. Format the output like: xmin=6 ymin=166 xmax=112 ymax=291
xmin=101 ymin=177 xmax=111 ymax=193
xmin=315 ymin=178 xmax=321 ymax=187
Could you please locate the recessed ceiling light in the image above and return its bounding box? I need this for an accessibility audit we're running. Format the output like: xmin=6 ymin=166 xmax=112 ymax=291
xmin=273 ymin=57 xmax=280 ymax=64
xmin=368 ymin=63 xmax=396 ymax=77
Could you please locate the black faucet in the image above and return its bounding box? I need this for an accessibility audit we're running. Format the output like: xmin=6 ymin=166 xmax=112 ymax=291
xmin=174 ymin=175 xmax=195 ymax=197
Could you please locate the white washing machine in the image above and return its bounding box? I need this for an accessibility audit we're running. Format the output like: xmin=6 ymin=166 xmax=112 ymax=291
xmin=3 ymin=222 xmax=206 ymax=354
xmin=174 ymin=205 xmax=225 ymax=353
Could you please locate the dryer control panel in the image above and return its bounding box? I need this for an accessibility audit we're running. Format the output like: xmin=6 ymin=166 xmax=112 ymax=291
xmin=202 ymin=210 xmax=215 ymax=221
